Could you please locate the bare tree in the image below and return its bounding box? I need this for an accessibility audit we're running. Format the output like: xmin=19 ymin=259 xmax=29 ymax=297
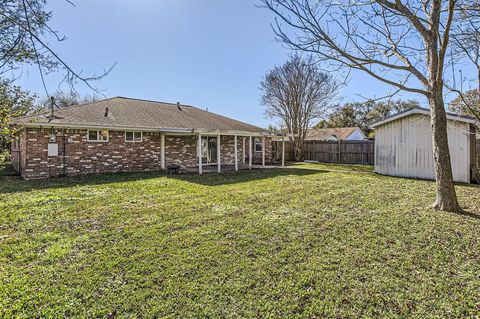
xmin=262 ymin=0 xmax=466 ymax=212
xmin=0 ymin=0 xmax=114 ymax=94
xmin=261 ymin=55 xmax=338 ymax=161
xmin=449 ymin=2 xmax=480 ymax=124
xmin=39 ymin=90 xmax=99 ymax=109
xmin=449 ymin=89 xmax=480 ymax=125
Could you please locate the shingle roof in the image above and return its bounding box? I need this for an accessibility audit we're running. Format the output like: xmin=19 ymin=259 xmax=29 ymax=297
xmin=12 ymin=97 xmax=268 ymax=134
xmin=306 ymin=127 xmax=362 ymax=141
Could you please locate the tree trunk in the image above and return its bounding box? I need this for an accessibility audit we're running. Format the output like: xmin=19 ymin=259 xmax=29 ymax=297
xmin=429 ymin=91 xmax=461 ymax=212
xmin=293 ymin=140 xmax=303 ymax=161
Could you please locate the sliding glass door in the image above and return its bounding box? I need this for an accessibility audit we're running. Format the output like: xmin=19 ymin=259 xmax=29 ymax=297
xmin=201 ymin=136 xmax=218 ymax=164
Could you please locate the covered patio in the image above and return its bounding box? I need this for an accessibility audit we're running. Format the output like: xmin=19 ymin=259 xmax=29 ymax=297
xmin=160 ymin=132 xmax=287 ymax=175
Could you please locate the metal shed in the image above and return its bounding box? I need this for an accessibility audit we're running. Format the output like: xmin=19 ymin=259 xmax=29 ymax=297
xmin=370 ymin=107 xmax=476 ymax=183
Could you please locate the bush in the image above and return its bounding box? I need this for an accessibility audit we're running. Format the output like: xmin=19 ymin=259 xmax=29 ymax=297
xmin=0 ymin=150 xmax=10 ymax=163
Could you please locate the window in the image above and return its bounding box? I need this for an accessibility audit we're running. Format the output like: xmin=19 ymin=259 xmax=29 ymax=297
xmin=200 ymin=136 xmax=218 ymax=164
xmin=254 ymin=137 xmax=263 ymax=152
xmin=125 ymin=131 xmax=142 ymax=142
xmin=87 ymin=129 xmax=109 ymax=142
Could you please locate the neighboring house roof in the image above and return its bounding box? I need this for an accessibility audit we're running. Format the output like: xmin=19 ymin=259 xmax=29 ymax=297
xmin=369 ymin=107 xmax=476 ymax=128
xmin=11 ymin=97 xmax=268 ymax=135
xmin=305 ymin=127 xmax=365 ymax=141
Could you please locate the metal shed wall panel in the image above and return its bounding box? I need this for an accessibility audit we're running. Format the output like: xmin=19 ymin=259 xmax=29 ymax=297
xmin=375 ymin=114 xmax=470 ymax=183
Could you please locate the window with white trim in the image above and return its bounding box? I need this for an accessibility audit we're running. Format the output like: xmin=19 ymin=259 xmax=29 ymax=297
xmin=254 ymin=137 xmax=263 ymax=152
xmin=125 ymin=131 xmax=142 ymax=142
xmin=87 ymin=129 xmax=109 ymax=142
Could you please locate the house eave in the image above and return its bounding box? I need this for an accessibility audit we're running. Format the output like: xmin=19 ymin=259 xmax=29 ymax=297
xmin=12 ymin=122 xmax=268 ymax=136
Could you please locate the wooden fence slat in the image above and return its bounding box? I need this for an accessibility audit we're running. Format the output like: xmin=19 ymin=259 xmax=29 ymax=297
xmin=273 ymin=140 xmax=374 ymax=165
xmin=277 ymin=139 xmax=476 ymax=167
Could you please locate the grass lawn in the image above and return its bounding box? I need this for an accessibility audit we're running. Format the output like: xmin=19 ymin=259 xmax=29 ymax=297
xmin=286 ymin=161 xmax=374 ymax=172
xmin=1 ymin=167 xmax=480 ymax=318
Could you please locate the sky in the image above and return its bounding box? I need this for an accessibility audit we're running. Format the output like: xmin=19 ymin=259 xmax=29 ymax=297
xmin=13 ymin=0 xmax=435 ymax=128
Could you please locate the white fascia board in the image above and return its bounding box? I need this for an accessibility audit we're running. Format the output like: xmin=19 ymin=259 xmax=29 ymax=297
xmin=369 ymin=108 xmax=476 ymax=128
xmin=17 ymin=123 xmax=271 ymax=136
xmin=18 ymin=122 xmax=194 ymax=133
xmin=355 ymin=127 xmax=367 ymax=139
xmin=193 ymin=129 xmax=268 ymax=136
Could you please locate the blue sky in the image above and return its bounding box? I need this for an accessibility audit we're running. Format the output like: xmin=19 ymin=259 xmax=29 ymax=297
xmin=13 ymin=0 xmax=432 ymax=127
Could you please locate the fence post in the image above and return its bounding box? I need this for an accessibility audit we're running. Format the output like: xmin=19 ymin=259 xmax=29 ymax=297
xmin=338 ymin=140 xmax=341 ymax=163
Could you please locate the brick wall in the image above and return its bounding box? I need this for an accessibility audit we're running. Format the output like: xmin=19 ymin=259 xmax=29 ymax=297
xmin=252 ymin=137 xmax=272 ymax=164
xmin=220 ymin=136 xmax=272 ymax=165
xmin=165 ymin=135 xmax=197 ymax=167
xmin=22 ymin=128 xmax=165 ymax=179
xmin=18 ymin=128 xmax=273 ymax=179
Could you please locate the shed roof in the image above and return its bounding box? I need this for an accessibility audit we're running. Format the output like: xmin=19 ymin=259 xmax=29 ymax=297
xmin=12 ymin=97 xmax=268 ymax=135
xmin=369 ymin=107 xmax=476 ymax=128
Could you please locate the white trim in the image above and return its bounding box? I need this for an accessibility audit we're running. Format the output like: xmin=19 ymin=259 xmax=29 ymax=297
xmin=194 ymin=128 xmax=269 ymax=136
xmin=125 ymin=131 xmax=143 ymax=143
xmin=262 ymin=137 xmax=265 ymax=168
xmin=19 ymin=123 xmax=192 ymax=133
xmin=234 ymin=135 xmax=238 ymax=171
xmin=370 ymin=108 xmax=476 ymax=128
xmin=87 ymin=129 xmax=109 ymax=142
xmin=242 ymin=138 xmax=246 ymax=164
xmin=217 ymin=134 xmax=221 ymax=173
xmin=249 ymin=136 xmax=252 ymax=170
xmin=344 ymin=128 xmax=367 ymax=141
xmin=17 ymin=122 xmax=268 ymax=136
xmin=254 ymin=137 xmax=263 ymax=153
xmin=200 ymin=136 xmax=219 ymax=165
xmin=161 ymin=134 xmax=165 ymax=170
xmin=198 ymin=133 xmax=202 ymax=175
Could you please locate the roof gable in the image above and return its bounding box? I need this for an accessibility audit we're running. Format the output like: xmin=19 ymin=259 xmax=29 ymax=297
xmin=306 ymin=127 xmax=364 ymax=141
xmin=369 ymin=107 xmax=476 ymax=128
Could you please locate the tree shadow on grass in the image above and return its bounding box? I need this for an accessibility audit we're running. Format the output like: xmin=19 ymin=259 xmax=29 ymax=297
xmin=167 ymin=168 xmax=328 ymax=186
xmin=456 ymin=209 xmax=480 ymax=220
xmin=0 ymin=167 xmax=328 ymax=194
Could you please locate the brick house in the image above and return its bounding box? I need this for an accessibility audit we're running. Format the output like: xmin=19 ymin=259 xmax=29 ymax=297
xmin=10 ymin=97 xmax=273 ymax=179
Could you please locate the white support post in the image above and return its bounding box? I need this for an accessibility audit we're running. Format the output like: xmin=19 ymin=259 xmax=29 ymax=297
xmin=198 ymin=133 xmax=202 ymax=175
xmin=282 ymin=136 xmax=285 ymax=167
xmin=242 ymin=138 xmax=246 ymax=164
xmin=161 ymin=134 xmax=165 ymax=170
xmin=262 ymin=136 xmax=265 ymax=168
xmin=234 ymin=135 xmax=238 ymax=171
xmin=217 ymin=134 xmax=221 ymax=173
xmin=249 ymin=136 xmax=252 ymax=169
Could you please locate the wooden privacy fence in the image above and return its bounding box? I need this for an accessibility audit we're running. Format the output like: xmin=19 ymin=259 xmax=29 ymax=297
xmin=274 ymin=140 xmax=374 ymax=165
xmin=276 ymin=139 xmax=478 ymax=166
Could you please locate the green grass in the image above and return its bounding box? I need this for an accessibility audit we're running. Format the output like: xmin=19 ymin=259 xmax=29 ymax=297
xmin=1 ymin=168 xmax=480 ymax=318
xmin=286 ymin=161 xmax=374 ymax=172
